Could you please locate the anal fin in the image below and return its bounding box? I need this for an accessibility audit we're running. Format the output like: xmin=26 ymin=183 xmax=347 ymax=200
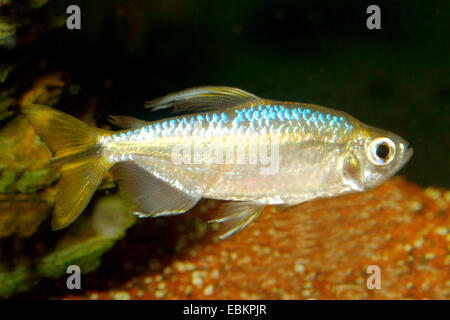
xmin=209 ymin=202 xmax=265 ymax=239
xmin=110 ymin=161 xmax=200 ymax=217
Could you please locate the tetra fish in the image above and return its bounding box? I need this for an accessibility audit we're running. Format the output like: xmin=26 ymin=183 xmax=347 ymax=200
xmin=22 ymin=86 xmax=413 ymax=238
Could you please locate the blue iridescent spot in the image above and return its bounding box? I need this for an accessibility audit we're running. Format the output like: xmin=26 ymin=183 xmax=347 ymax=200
xmin=245 ymin=110 xmax=252 ymax=121
xmin=254 ymin=110 xmax=260 ymax=120
xmin=120 ymin=132 xmax=126 ymax=139
xmin=206 ymin=113 xmax=211 ymax=122
xmin=293 ymin=108 xmax=300 ymax=120
xmin=162 ymin=121 xmax=169 ymax=129
xmin=134 ymin=129 xmax=140 ymax=135
xmin=284 ymin=110 xmax=291 ymax=120
xmin=274 ymin=105 xmax=279 ymax=112
xmin=303 ymin=109 xmax=311 ymax=120
xmin=318 ymin=113 xmax=325 ymax=124
xmin=333 ymin=116 xmax=340 ymax=126
xmin=277 ymin=111 xmax=285 ymax=121
xmin=258 ymin=105 xmax=263 ymax=111
xmin=156 ymin=123 xmax=162 ymax=131
xmin=197 ymin=115 xmax=204 ymax=122
xmin=270 ymin=110 xmax=277 ymax=120
xmin=170 ymin=120 xmax=176 ymax=128
xmin=213 ymin=113 xmax=220 ymax=122
xmin=262 ymin=109 xmax=269 ymax=119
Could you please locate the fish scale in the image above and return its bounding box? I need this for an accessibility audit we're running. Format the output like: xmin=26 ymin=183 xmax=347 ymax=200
xmin=106 ymin=103 xmax=352 ymax=160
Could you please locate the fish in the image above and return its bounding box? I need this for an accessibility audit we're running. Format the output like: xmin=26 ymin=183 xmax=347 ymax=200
xmin=22 ymin=86 xmax=413 ymax=238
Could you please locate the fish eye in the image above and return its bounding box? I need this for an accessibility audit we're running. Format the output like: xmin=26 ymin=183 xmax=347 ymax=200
xmin=367 ymin=137 xmax=396 ymax=166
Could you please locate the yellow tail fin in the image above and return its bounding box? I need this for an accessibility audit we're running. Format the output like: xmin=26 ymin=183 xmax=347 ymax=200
xmin=22 ymin=104 xmax=105 ymax=230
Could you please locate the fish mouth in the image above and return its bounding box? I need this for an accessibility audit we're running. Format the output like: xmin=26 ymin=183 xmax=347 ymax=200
xmin=400 ymin=146 xmax=414 ymax=168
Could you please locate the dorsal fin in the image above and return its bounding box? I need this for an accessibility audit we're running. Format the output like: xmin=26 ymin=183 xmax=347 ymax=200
xmin=107 ymin=115 xmax=148 ymax=129
xmin=145 ymin=86 xmax=261 ymax=114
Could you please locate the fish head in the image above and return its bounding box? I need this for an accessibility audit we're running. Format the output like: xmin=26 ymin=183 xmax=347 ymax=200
xmin=347 ymin=126 xmax=413 ymax=190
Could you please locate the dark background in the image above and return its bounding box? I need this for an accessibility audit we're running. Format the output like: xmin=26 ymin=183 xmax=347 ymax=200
xmin=6 ymin=0 xmax=450 ymax=187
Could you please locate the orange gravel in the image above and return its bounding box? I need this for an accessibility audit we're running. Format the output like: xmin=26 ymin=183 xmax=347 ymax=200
xmin=63 ymin=177 xmax=449 ymax=300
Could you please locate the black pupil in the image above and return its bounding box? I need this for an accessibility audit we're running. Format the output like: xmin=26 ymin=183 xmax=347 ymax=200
xmin=376 ymin=143 xmax=390 ymax=160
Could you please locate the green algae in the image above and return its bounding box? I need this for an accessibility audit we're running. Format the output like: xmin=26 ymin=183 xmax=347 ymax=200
xmin=0 ymin=90 xmax=16 ymax=122
xmin=0 ymin=262 xmax=39 ymax=298
xmin=0 ymin=195 xmax=136 ymax=298
xmin=15 ymin=169 xmax=58 ymax=193
xmin=0 ymin=0 xmax=141 ymax=299
xmin=0 ymin=0 xmax=11 ymax=7
xmin=30 ymin=0 xmax=48 ymax=9
xmin=0 ymin=170 xmax=58 ymax=193
xmin=0 ymin=21 xmax=16 ymax=46
xmin=0 ymin=170 xmax=18 ymax=192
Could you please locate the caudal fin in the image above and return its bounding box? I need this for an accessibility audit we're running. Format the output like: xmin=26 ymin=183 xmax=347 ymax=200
xmin=22 ymin=104 xmax=105 ymax=230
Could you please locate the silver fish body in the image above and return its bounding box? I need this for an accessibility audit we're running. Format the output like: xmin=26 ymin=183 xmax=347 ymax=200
xmin=22 ymin=86 xmax=413 ymax=237
xmin=101 ymin=99 xmax=412 ymax=206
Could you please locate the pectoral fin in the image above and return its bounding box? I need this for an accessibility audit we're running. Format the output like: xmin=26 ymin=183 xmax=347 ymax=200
xmin=209 ymin=202 xmax=265 ymax=239
xmin=110 ymin=161 xmax=201 ymax=217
